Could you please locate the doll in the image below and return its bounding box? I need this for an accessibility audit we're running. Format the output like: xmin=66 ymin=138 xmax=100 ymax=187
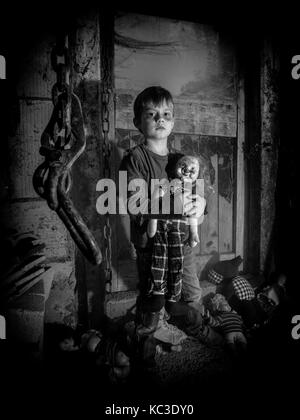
xmin=80 ymin=329 xmax=131 ymax=383
xmin=147 ymin=154 xmax=201 ymax=247
xmin=203 ymin=293 xmax=247 ymax=356
xmin=207 ymin=256 xmax=266 ymax=328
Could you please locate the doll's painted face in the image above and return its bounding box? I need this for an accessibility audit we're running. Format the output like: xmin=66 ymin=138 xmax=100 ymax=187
xmin=277 ymin=274 xmax=287 ymax=287
xmin=175 ymin=156 xmax=200 ymax=182
xmin=59 ymin=337 xmax=79 ymax=352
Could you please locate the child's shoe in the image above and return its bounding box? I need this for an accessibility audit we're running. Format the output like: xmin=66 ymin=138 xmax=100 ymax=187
xmin=136 ymin=311 xmax=160 ymax=337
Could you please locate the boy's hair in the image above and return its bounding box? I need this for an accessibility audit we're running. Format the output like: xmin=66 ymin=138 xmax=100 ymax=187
xmin=133 ymin=86 xmax=174 ymax=123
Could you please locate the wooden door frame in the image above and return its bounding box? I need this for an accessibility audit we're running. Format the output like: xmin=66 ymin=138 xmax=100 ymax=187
xmin=235 ymin=64 xmax=245 ymax=265
xmin=240 ymin=37 xmax=262 ymax=275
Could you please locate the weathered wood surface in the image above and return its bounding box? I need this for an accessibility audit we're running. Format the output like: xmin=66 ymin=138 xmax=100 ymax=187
xmin=236 ymin=66 xmax=245 ymax=265
xmin=9 ymin=99 xmax=52 ymax=199
xmin=260 ymin=40 xmax=280 ymax=272
xmin=71 ymin=11 xmax=101 ymax=86
xmin=70 ymin=12 xmax=106 ymax=323
xmin=218 ymin=155 xmax=234 ymax=253
xmin=16 ymin=35 xmax=56 ymax=99
xmin=200 ymin=154 xmax=219 ymax=255
xmin=0 ymin=201 xmax=75 ymax=261
xmin=115 ymin=14 xmax=236 ymax=101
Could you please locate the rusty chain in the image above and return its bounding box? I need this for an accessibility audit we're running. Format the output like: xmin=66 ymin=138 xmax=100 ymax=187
xmin=33 ymin=34 xmax=102 ymax=265
xmin=50 ymin=34 xmax=72 ymax=149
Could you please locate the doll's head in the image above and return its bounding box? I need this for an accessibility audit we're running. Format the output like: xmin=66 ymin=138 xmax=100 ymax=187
xmin=269 ymin=271 xmax=287 ymax=288
xmin=80 ymin=329 xmax=103 ymax=353
xmin=80 ymin=329 xmax=130 ymax=382
xmin=259 ymin=271 xmax=287 ymax=307
xmin=205 ymin=293 xmax=232 ymax=314
xmin=46 ymin=323 xmax=79 ymax=353
xmin=174 ymin=155 xmax=200 ymax=182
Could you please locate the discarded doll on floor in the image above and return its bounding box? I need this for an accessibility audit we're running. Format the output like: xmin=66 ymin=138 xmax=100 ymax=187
xmin=80 ymin=329 xmax=131 ymax=383
xmin=206 ymin=257 xmax=288 ymax=332
xmin=207 ymin=256 xmax=266 ymax=328
xmin=203 ymin=293 xmax=247 ymax=356
xmin=47 ymin=323 xmax=131 ymax=384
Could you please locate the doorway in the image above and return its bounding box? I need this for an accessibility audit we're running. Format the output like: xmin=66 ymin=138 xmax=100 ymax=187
xmin=108 ymin=12 xmax=245 ymax=292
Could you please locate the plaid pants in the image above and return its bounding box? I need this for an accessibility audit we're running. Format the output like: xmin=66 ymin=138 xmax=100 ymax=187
xmin=151 ymin=219 xmax=188 ymax=302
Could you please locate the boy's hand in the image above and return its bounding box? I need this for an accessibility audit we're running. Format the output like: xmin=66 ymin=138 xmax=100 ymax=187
xmin=151 ymin=181 xmax=168 ymax=201
xmin=183 ymin=190 xmax=206 ymax=219
xmin=188 ymin=232 xmax=200 ymax=248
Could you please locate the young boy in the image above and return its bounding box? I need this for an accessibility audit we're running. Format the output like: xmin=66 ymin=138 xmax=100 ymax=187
xmin=119 ymin=86 xmax=208 ymax=338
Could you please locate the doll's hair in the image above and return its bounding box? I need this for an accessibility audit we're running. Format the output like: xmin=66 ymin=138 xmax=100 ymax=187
xmin=203 ymin=292 xmax=229 ymax=313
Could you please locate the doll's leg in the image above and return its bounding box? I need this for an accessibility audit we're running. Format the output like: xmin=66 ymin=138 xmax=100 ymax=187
xmin=225 ymin=332 xmax=239 ymax=356
xmin=235 ymin=332 xmax=247 ymax=352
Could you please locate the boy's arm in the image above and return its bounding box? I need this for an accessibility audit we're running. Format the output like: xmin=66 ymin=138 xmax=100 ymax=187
xmin=119 ymin=151 xmax=150 ymax=217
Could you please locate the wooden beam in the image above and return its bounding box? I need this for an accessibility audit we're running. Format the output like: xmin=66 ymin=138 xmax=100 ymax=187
xmin=236 ymin=65 xmax=245 ymax=266
xmin=243 ymin=40 xmax=262 ymax=274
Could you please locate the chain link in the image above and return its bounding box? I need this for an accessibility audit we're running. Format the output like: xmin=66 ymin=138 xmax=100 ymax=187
xmin=102 ymin=88 xmax=113 ymax=292
xmin=50 ymin=35 xmax=72 ymax=150
xmin=34 ymin=32 xmax=102 ymax=272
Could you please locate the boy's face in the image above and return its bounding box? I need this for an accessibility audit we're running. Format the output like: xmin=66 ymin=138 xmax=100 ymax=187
xmin=134 ymin=100 xmax=174 ymax=140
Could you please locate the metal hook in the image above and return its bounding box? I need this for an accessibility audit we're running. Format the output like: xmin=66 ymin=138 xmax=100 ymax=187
xmin=33 ymin=93 xmax=102 ymax=265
